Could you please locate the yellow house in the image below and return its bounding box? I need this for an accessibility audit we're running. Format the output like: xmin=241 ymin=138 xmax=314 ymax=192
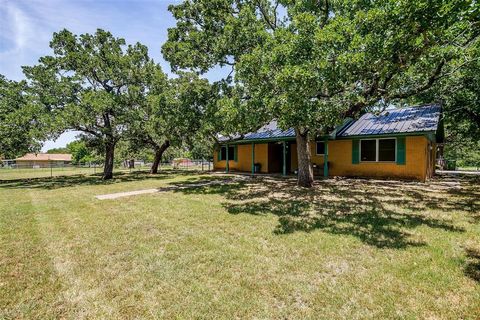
xmin=214 ymin=104 xmax=442 ymax=181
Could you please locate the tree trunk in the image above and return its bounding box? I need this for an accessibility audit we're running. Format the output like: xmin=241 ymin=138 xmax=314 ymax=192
xmin=295 ymin=128 xmax=314 ymax=188
xmin=103 ymin=140 xmax=115 ymax=180
xmin=128 ymin=159 xmax=135 ymax=169
xmin=150 ymin=140 xmax=170 ymax=174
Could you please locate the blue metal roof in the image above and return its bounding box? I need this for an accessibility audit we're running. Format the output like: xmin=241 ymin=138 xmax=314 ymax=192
xmin=337 ymin=104 xmax=441 ymax=137
xmin=218 ymin=104 xmax=441 ymax=143
xmin=218 ymin=120 xmax=295 ymax=142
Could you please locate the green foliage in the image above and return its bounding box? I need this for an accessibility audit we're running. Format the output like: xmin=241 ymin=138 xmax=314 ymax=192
xmin=45 ymin=140 xmax=100 ymax=164
xmin=66 ymin=140 xmax=100 ymax=164
xmin=163 ymin=0 xmax=480 ymax=186
xmin=413 ymin=40 xmax=480 ymax=165
xmin=124 ymin=69 xmax=214 ymax=166
xmin=24 ymin=29 xmax=157 ymax=178
xmin=163 ymin=0 xmax=480 ymax=135
xmin=0 ymin=75 xmax=42 ymax=159
xmin=45 ymin=147 xmax=69 ymax=154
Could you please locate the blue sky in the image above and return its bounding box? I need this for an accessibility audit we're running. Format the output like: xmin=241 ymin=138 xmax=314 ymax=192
xmin=0 ymin=0 xmax=225 ymax=151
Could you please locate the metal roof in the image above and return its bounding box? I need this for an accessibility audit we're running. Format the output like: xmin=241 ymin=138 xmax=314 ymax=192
xmin=218 ymin=104 xmax=441 ymax=143
xmin=218 ymin=120 xmax=295 ymax=142
xmin=337 ymin=104 xmax=441 ymax=137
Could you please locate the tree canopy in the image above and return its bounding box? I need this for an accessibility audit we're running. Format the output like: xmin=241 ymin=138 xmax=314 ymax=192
xmin=24 ymin=29 xmax=156 ymax=179
xmin=125 ymin=70 xmax=213 ymax=173
xmin=0 ymin=75 xmax=44 ymax=159
xmin=163 ymin=0 xmax=480 ymax=186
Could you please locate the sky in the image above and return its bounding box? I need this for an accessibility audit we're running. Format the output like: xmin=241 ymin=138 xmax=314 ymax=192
xmin=0 ymin=0 xmax=225 ymax=151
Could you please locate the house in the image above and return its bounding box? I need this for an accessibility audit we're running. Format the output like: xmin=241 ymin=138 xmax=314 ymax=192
xmin=15 ymin=153 xmax=72 ymax=168
xmin=213 ymin=104 xmax=443 ymax=181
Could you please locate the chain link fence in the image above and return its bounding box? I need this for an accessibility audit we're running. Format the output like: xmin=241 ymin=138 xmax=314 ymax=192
xmin=0 ymin=159 xmax=214 ymax=180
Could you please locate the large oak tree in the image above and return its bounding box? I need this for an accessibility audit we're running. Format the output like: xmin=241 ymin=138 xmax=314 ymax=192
xmin=0 ymin=75 xmax=44 ymax=159
xmin=125 ymin=69 xmax=212 ymax=174
xmin=163 ymin=0 xmax=480 ymax=187
xmin=24 ymin=29 xmax=155 ymax=179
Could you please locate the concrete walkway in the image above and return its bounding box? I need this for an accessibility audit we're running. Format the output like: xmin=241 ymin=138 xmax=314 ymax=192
xmin=95 ymin=178 xmax=244 ymax=200
xmin=437 ymin=170 xmax=480 ymax=176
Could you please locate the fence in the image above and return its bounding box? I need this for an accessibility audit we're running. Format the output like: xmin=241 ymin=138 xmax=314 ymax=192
xmin=0 ymin=159 xmax=214 ymax=180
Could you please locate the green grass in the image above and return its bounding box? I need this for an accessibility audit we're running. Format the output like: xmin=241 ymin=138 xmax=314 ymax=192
xmin=0 ymin=167 xmax=101 ymax=180
xmin=1 ymin=171 xmax=479 ymax=319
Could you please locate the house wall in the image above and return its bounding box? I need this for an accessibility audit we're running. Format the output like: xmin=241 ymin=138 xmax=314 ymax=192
xmin=327 ymin=136 xmax=428 ymax=181
xmin=15 ymin=160 xmax=67 ymax=168
xmin=213 ymin=143 xmax=269 ymax=173
xmin=214 ymin=135 xmax=430 ymax=181
xmin=290 ymin=143 xmax=325 ymax=174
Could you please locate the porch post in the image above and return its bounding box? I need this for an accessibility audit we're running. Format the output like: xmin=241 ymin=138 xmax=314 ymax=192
xmin=323 ymin=138 xmax=329 ymax=178
xmin=226 ymin=144 xmax=229 ymax=173
xmin=251 ymin=142 xmax=255 ymax=175
xmin=282 ymin=141 xmax=287 ymax=176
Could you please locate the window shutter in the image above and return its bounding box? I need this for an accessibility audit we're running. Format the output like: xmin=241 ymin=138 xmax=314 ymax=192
xmin=217 ymin=147 xmax=222 ymax=161
xmin=233 ymin=145 xmax=238 ymax=162
xmin=352 ymin=140 xmax=359 ymax=164
xmin=396 ymin=137 xmax=406 ymax=165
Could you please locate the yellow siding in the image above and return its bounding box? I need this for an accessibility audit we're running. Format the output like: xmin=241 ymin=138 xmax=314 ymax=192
xmin=213 ymin=143 xmax=269 ymax=173
xmin=327 ymin=136 xmax=428 ymax=181
xmin=290 ymin=143 xmax=326 ymax=173
xmin=214 ymin=136 xmax=430 ymax=180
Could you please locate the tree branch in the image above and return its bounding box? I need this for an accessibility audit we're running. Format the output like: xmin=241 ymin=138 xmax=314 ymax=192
xmin=387 ymin=60 xmax=446 ymax=100
xmin=256 ymin=1 xmax=276 ymax=31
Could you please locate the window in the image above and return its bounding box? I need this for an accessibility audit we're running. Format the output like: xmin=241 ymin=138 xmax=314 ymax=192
xmin=378 ymin=139 xmax=396 ymax=161
xmin=220 ymin=146 xmax=235 ymax=161
xmin=360 ymin=140 xmax=377 ymax=161
xmin=220 ymin=147 xmax=227 ymax=160
xmin=360 ymin=138 xmax=396 ymax=162
xmin=316 ymin=141 xmax=325 ymax=155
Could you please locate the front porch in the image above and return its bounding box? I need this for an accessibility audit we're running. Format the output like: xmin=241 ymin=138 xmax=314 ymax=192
xmin=214 ymin=140 xmax=329 ymax=177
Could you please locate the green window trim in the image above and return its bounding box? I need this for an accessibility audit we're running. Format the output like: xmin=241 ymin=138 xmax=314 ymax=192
xmin=396 ymin=137 xmax=406 ymax=165
xmin=352 ymin=139 xmax=360 ymax=164
xmin=218 ymin=145 xmax=238 ymax=162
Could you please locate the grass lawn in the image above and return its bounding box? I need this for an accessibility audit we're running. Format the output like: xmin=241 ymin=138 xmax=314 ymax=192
xmin=0 ymin=167 xmax=100 ymax=180
xmin=1 ymin=171 xmax=479 ymax=319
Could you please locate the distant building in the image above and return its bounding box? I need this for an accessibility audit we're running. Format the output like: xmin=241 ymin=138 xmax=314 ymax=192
xmin=15 ymin=153 xmax=72 ymax=168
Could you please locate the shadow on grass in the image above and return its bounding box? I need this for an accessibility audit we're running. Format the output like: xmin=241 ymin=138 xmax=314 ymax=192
xmin=465 ymin=247 xmax=480 ymax=283
xmin=170 ymin=174 xmax=478 ymax=249
xmin=0 ymin=170 xmax=212 ymax=190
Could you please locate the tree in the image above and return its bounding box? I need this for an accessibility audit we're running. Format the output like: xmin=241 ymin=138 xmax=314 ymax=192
xmin=66 ymin=140 xmax=99 ymax=165
xmin=24 ymin=29 xmax=155 ymax=179
xmin=0 ymin=75 xmax=43 ymax=159
xmin=412 ymin=40 xmax=480 ymax=167
xmin=46 ymin=147 xmax=69 ymax=154
xmin=126 ymin=70 xmax=212 ymax=174
xmin=163 ymin=0 xmax=480 ymax=187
